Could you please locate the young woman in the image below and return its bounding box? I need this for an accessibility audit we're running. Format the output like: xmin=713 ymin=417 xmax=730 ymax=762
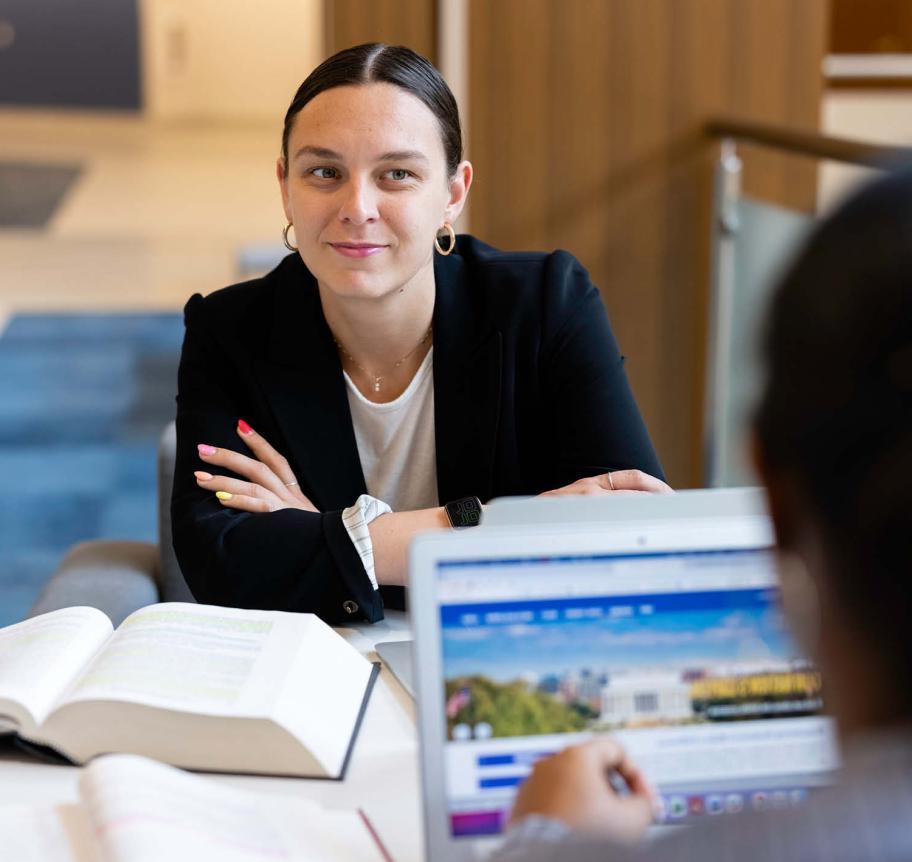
xmin=171 ymin=44 xmax=669 ymax=625
xmin=494 ymin=168 xmax=912 ymax=860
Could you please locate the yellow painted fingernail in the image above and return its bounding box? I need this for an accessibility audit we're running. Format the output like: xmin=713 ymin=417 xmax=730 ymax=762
xmin=216 ymin=491 xmax=232 ymax=501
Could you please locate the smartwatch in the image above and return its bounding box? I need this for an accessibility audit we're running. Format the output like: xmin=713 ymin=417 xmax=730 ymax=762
xmin=444 ymin=496 xmax=483 ymax=529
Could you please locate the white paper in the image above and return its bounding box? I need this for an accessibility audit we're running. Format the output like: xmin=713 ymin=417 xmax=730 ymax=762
xmin=0 ymin=804 xmax=94 ymax=862
xmin=272 ymin=616 xmax=374 ymax=773
xmin=81 ymin=755 xmax=385 ymax=862
xmin=0 ymin=608 xmax=112 ymax=728
xmin=62 ymin=604 xmax=300 ymax=717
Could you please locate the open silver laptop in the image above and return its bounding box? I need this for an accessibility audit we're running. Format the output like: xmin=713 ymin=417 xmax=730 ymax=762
xmin=408 ymin=504 xmax=839 ymax=861
xmin=378 ymin=489 xmax=771 ymax=699
xmin=481 ymin=486 xmax=771 ymax=528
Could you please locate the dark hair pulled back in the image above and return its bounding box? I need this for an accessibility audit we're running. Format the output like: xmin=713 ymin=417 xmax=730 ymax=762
xmin=754 ymin=167 xmax=912 ymax=688
xmin=281 ymin=43 xmax=462 ymax=177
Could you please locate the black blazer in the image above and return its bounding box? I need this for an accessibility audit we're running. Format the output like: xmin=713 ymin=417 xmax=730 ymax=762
xmin=171 ymin=235 xmax=663 ymax=624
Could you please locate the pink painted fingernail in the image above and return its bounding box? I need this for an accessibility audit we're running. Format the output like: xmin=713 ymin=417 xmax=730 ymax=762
xmin=237 ymin=418 xmax=253 ymax=435
xmin=198 ymin=444 xmax=217 ymax=456
xmin=194 ymin=471 xmax=213 ymax=481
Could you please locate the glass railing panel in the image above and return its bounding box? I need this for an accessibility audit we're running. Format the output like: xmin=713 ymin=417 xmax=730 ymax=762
xmin=707 ymin=195 xmax=814 ymax=487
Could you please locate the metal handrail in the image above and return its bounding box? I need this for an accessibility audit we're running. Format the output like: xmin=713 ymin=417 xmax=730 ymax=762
xmin=707 ymin=117 xmax=912 ymax=169
xmin=704 ymin=118 xmax=912 ymax=486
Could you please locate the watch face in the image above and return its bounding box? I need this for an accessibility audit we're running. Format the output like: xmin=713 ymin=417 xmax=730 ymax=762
xmin=448 ymin=497 xmax=482 ymax=528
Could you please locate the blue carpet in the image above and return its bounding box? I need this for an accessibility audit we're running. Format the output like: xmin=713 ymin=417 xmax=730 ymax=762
xmin=0 ymin=313 xmax=184 ymax=626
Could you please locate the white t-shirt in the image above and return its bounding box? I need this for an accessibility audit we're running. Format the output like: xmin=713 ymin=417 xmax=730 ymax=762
xmin=340 ymin=349 xmax=438 ymax=590
xmin=343 ymin=347 xmax=439 ymax=511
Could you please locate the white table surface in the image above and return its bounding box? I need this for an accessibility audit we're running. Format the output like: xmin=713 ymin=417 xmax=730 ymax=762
xmin=0 ymin=610 xmax=422 ymax=862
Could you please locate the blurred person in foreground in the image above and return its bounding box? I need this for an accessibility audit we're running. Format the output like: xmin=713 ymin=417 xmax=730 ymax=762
xmin=494 ymin=168 xmax=912 ymax=861
xmin=171 ymin=44 xmax=669 ymax=624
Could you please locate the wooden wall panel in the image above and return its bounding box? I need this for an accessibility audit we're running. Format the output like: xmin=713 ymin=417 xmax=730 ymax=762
xmin=324 ymin=0 xmax=436 ymax=62
xmin=831 ymin=0 xmax=912 ymax=53
xmin=729 ymin=0 xmax=827 ymax=211
xmin=469 ymin=0 xmax=828 ymax=486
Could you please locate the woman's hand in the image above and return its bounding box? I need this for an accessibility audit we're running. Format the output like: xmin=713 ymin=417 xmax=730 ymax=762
xmin=194 ymin=420 xmax=319 ymax=514
xmin=510 ymin=738 xmax=656 ymax=843
xmin=541 ymin=469 xmax=673 ymax=497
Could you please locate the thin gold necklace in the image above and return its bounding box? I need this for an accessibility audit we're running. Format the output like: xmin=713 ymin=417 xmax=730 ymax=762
xmin=334 ymin=326 xmax=432 ymax=393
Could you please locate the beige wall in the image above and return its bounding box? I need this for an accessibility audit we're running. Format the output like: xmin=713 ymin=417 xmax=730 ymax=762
xmin=141 ymin=0 xmax=323 ymax=123
xmin=819 ymin=89 xmax=912 ymax=211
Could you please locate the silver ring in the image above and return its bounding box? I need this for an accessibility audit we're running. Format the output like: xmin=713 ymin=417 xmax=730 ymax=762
xmin=606 ymin=472 xmax=615 ymax=491
xmin=284 ymin=481 xmax=299 ymax=487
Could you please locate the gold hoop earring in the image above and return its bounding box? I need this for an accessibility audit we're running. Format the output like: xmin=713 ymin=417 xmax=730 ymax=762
xmin=283 ymin=222 xmax=297 ymax=252
xmin=434 ymin=223 xmax=456 ymax=256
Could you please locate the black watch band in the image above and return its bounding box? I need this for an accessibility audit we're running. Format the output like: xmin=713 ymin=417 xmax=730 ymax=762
xmin=444 ymin=496 xmax=483 ymax=529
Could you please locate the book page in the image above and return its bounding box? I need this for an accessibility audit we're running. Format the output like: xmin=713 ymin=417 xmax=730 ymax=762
xmin=59 ymin=603 xmax=314 ymax=718
xmin=0 ymin=804 xmax=95 ymax=862
xmin=81 ymin=755 xmax=386 ymax=862
xmin=0 ymin=608 xmax=112 ymax=730
xmin=271 ymin=614 xmax=374 ymax=773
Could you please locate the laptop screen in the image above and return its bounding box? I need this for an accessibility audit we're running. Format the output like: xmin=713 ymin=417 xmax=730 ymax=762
xmin=436 ymin=546 xmax=839 ymax=838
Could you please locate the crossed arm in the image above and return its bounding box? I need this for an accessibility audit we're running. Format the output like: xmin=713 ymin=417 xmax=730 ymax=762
xmin=192 ymin=420 xmax=672 ymax=587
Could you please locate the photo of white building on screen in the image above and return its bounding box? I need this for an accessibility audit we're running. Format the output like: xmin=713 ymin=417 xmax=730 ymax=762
xmin=600 ymin=672 xmax=693 ymax=726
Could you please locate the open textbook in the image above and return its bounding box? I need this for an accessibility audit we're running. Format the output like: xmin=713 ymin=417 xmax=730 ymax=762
xmin=0 ymin=604 xmax=379 ymax=778
xmin=0 ymin=753 xmax=392 ymax=862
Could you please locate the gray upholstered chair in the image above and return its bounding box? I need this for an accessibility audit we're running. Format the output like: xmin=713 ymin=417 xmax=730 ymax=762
xmin=29 ymin=422 xmax=194 ymax=625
